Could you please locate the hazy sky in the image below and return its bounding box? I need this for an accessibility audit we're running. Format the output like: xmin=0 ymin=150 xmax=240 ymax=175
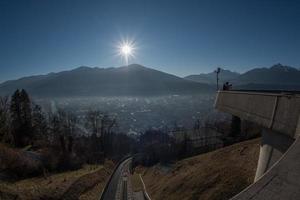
xmin=0 ymin=0 xmax=299 ymax=82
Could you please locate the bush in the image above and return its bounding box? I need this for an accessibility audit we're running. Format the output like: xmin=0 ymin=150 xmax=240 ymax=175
xmin=40 ymin=146 xmax=83 ymax=172
xmin=56 ymin=153 xmax=83 ymax=172
xmin=0 ymin=143 xmax=43 ymax=179
xmin=39 ymin=147 xmax=60 ymax=172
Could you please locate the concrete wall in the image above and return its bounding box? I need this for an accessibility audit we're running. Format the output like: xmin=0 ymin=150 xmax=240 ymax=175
xmin=215 ymin=91 xmax=300 ymax=138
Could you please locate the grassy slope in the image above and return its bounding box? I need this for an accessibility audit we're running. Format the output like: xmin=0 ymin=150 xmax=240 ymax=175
xmin=141 ymin=138 xmax=260 ymax=200
xmin=131 ymin=173 xmax=144 ymax=192
xmin=0 ymin=161 xmax=114 ymax=200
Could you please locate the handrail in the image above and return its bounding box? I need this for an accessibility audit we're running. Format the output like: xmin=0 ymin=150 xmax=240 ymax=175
xmin=231 ymin=89 xmax=300 ymax=94
xmin=139 ymin=174 xmax=151 ymax=200
xmin=218 ymin=90 xmax=300 ymax=97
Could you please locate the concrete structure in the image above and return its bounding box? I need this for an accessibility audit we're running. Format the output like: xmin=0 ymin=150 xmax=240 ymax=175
xmin=215 ymin=90 xmax=300 ymax=199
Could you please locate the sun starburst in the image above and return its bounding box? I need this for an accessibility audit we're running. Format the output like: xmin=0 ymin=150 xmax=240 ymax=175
xmin=117 ymin=39 xmax=136 ymax=66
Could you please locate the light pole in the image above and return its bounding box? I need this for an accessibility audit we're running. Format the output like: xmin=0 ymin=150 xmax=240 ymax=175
xmin=214 ymin=67 xmax=221 ymax=90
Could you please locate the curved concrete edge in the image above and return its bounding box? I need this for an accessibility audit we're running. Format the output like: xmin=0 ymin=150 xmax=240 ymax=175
xmin=230 ymin=136 xmax=300 ymax=200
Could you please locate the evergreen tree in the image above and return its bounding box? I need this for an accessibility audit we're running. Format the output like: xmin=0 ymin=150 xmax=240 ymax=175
xmin=10 ymin=89 xmax=33 ymax=147
xmin=10 ymin=89 xmax=21 ymax=146
xmin=19 ymin=89 xmax=33 ymax=145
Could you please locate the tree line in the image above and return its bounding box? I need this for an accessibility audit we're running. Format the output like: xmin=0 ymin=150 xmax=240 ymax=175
xmin=0 ymin=89 xmax=136 ymax=178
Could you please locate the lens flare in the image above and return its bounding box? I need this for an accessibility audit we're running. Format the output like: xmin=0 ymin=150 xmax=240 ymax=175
xmin=117 ymin=39 xmax=136 ymax=66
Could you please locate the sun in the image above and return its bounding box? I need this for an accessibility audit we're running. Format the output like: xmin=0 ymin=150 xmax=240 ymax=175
xmin=117 ymin=40 xmax=136 ymax=66
xmin=121 ymin=44 xmax=133 ymax=56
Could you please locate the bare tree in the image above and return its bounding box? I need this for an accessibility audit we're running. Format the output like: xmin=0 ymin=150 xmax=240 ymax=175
xmin=85 ymin=110 xmax=103 ymax=137
xmin=48 ymin=109 xmax=78 ymax=151
xmin=85 ymin=110 xmax=117 ymax=156
xmin=0 ymin=96 xmax=12 ymax=143
xmin=32 ymin=104 xmax=48 ymax=141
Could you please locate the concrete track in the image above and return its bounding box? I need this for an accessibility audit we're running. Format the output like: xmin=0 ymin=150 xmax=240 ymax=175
xmin=101 ymin=158 xmax=132 ymax=200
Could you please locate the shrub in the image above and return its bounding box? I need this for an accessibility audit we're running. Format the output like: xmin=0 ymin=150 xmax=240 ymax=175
xmin=0 ymin=143 xmax=43 ymax=178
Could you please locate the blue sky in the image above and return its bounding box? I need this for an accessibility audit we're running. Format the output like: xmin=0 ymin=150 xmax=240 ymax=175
xmin=0 ymin=0 xmax=299 ymax=82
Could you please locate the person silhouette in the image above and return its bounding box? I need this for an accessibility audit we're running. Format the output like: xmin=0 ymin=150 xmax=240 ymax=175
xmin=223 ymin=82 xmax=232 ymax=90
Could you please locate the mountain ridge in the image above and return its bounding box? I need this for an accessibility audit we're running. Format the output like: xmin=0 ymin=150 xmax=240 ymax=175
xmin=0 ymin=64 xmax=213 ymax=97
xmin=1 ymin=63 xmax=300 ymax=97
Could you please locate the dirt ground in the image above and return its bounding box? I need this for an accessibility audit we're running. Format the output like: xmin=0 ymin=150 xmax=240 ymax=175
xmin=0 ymin=161 xmax=114 ymax=200
xmin=140 ymin=138 xmax=260 ymax=200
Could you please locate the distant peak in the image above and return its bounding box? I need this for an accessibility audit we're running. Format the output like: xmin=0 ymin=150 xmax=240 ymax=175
xmin=270 ymin=63 xmax=284 ymax=69
xmin=70 ymin=66 xmax=107 ymax=72
xmin=72 ymin=66 xmax=93 ymax=71
xmin=270 ymin=63 xmax=297 ymax=72
xmin=127 ymin=64 xmax=146 ymax=68
xmin=119 ymin=64 xmax=148 ymax=71
xmin=272 ymin=63 xmax=283 ymax=67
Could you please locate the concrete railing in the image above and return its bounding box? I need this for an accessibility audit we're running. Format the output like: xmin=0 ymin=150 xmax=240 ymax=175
xmin=215 ymin=90 xmax=300 ymax=200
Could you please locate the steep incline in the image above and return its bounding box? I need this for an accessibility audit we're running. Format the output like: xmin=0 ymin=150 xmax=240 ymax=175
xmin=140 ymin=138 xmax=260 ymax=200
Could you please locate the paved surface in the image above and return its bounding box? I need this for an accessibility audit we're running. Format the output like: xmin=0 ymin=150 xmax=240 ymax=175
xmin=133 ymin=191 xmax=145 ymax=200
xmin=101 ymin=158 xmax=132 ymax=200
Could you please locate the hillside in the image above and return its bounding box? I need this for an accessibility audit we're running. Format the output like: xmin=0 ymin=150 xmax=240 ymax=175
xmin=0 ymin=64 xmax=213 ymax=97
xmin=139 ymin=138 xmax=260 ymax=200
xmin=0 ymin=161 xmax=114 ymax=200
xmin=185 ymin=64 xmax=300 ymax=90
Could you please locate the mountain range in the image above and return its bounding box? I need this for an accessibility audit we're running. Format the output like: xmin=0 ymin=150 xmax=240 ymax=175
xmin=185 ymin=64 xmax=300 ymax=90
xmin=0 ymin=63 xmax=299 ymax=97
xmin=0 ymin=64 xmax=213 ymax=97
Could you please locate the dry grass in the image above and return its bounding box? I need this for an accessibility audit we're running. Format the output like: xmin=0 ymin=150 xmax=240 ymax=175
xmin=140 ymin=138 xmax=260 ymax=200
xmin=131 ymin=173 xmax=144 ymax=192
xmin=78 ymin=181 xmax=107 ymax=200
xmin=0 ymin=161 xmax=115 ymax=200
xmin=62 ymin=160 xmax=114 ymax=200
